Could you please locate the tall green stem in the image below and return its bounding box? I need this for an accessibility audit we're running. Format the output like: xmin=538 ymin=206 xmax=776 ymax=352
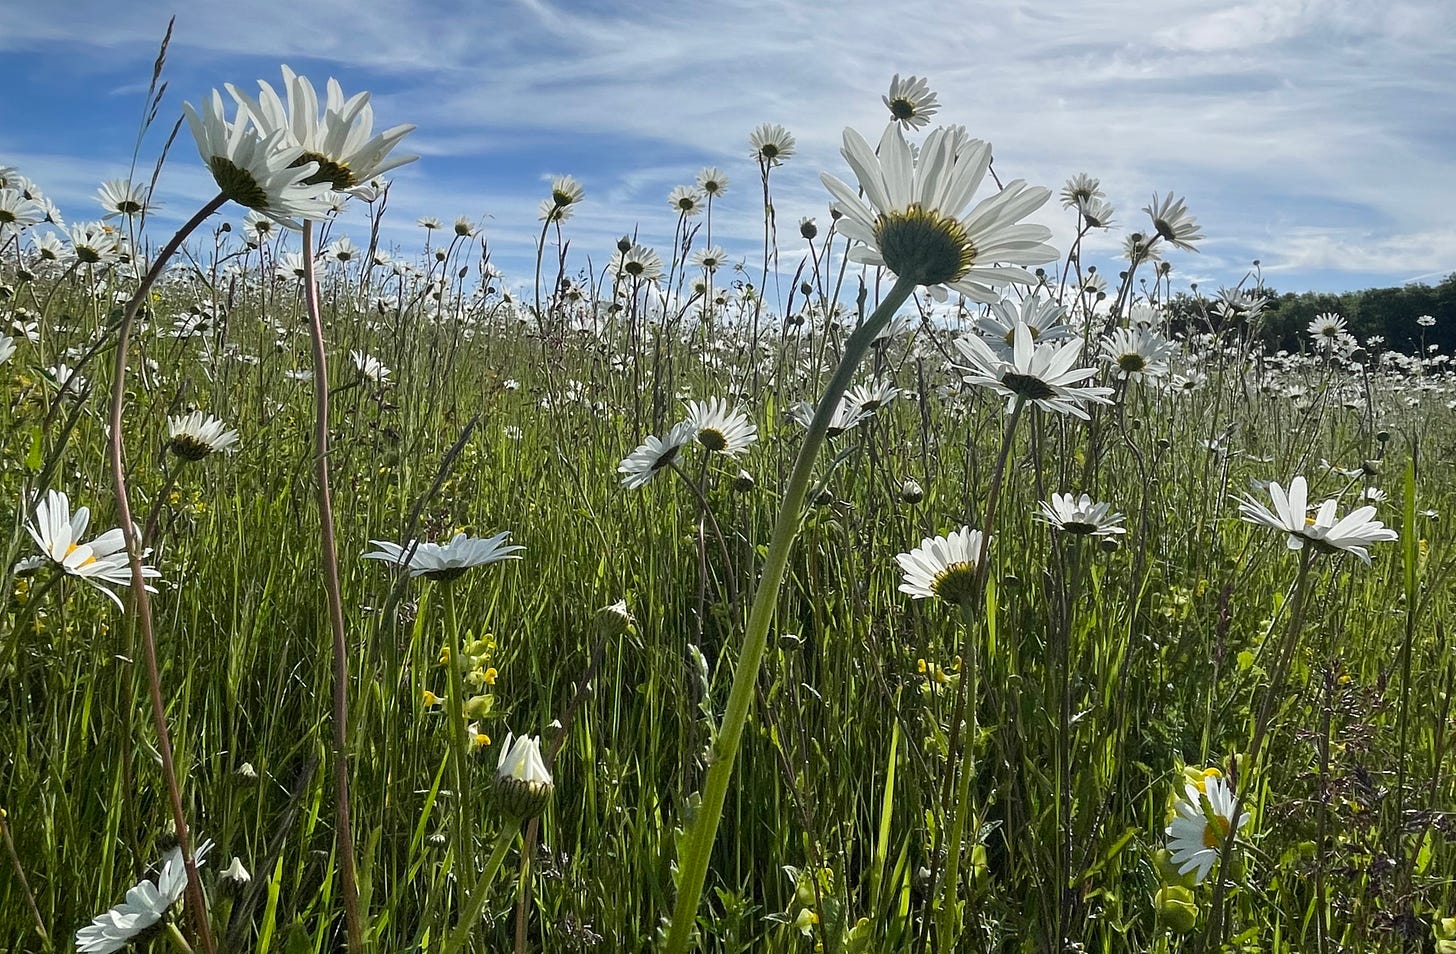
xmin=661 ymin=276 xmax=916 ymax=954
xmin=301 ymin=219 xmax=365 ymax=953
xmin=442 ymin=822 xmax=521 ymax=954
xmin=442 ymin=582 xmax=476 ymax=874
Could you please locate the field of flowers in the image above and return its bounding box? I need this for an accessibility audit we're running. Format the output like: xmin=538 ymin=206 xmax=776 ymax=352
xmin=1 ymin=48 xmax=1453 ymax=954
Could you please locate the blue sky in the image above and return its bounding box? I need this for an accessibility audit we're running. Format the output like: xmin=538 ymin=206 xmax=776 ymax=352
xmin=2 ymin=0 xmax=1454 ymax=298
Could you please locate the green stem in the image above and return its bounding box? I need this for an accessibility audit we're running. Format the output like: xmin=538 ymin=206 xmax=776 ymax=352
xmin=442 ymin=822 xmax=521 ymax=954
xmin=661 ymin=275 xmax=916 ymax=954
xmin=442 ymin=582 xmax=475 ymax=875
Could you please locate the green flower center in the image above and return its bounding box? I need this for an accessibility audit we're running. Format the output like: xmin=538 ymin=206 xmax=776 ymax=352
xmin=208 ymin=156 xmax=270 ymax=210
xmin=1117 ymin=353 xmax=1147 ymax=373
xmin=75 ymin=246 xmax=102 ymax=265
xmin=1059 ymin=520 xmax=1098 ymax=535
xmin=1001 ymin=372 xmax=1059 ymax=401
xmin=298 ymin=151 xmax=356 ymax=190
xmin=1154 ymin=218 xmax=1179 ymax=243
xmin=888 ymin=98 xmax=915 ymax=121
xmin=875 ymin=205 xmax=976 ymax=288
xmin=698 ymin=429 xmax=728 ymax=453
xmin=117 ymin=199 xmax=143 ymax=214
xmin=760 ymin=144 xmax=780 ymax=159
xmin=931 ymin=562 xmax=977 ymax=606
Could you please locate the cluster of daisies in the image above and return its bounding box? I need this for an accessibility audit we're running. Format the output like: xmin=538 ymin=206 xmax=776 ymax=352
xmin=617 ymin=398 xmax=758 ymax=489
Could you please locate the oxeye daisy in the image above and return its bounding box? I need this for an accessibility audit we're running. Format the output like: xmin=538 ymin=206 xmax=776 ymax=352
xmin=228 ymin=65 xmax=417 ymax=192
xmin=696 ymin=166 xmax=728 ymax=196
xmin=691 ymin=245 xmax=728 ymax=272
xmin=327 ymin=236 xmax=360 ymax=263
xmin=1307 ymin=313 xmax=1346 ymax=342
xmin=362 ymin=531 xmax=523 ymax=581
xmin=548 ymin=174 xmax=585 ymax=210
xmin=0 ymin=334 xmax=15 ymax=366
xmin=1060 ymin=173 xmax=1102 ymax=209
xmin=539 ymin=198 xmax=573 ymax=223
xmin=975 ymin=294 xmax=1073 ymax=356
xmin=167 ymin=411 xmax=240 ymax=460
xmin=350 ymin=349 xmax=392 ymax=386
xmin=684 ymin=398 xmax=756 ymax=456
xmin=24 ymin=490 xmax=161 ymax=611
xmin=750 ymin=123 xmax=796 ymax=166
xmin=1236 ymin=476 xmax=1397 ymax=564
xmin=1144 ymin=192 xmax=1204 ymax=252
xmin=820 ymin=123 xmax=1056 ymax=302
xmin=1076 ymin=194 xmax=1115 ymax=229
xmin=1037 ymin=492 xmax=1125 ymax=537
xmin=954 ymin=321 xmax=1114 ymax=419
xmin=183 ymin=89 xmax=333 ymax=226
xmin=896 ymin=526 xmax=985 ymax=606
xmin=1123 ymin=232 xmax=1162 ymax=264
xmin=845 ymin=381 xmax=899 ymax=412
xmin=96 ymin=178 xmax=152 ymax=219
xmin=495 ymin=732 xmax=554 ymax=820
xmin=618 ymin=421 xmax=695 ymax=489
xmin=75 ymin=840 xmax=213 ymax=954
xmin=882 ymin=73 xmax=940 ymax=130
xmin=1165 ymin=775 xmax=1249 ymax=884
xmin=788 ymin=396 xmax=871 ymax=438
xmin=1101 ymin=325 xmax=1177 ymax=380
xmin=668 ymin=185 xmax=705 ymax=217
xmin=609 ymin=244 xmax=663 ymax=283
xmin=0 ymin=188 xmax=44 ymax=233
xmin=68 ymin=221 xmax=123 ymax=266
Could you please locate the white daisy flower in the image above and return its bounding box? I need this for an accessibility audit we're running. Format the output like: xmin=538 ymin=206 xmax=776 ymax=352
xmin=820 ymin=123 xmax=1056 ymax=303
xmin=882 ymin=73 xmax=940 ymax=130
xmin=684 ymin=398 xmax=757 ymax=456
xmin=1165 ymin=776 xmax=1248 ymax=884
xmin=362 ymin=530 xmax=523 ymax=581
xmin=75 ymin=840 xmax=213 ymax=954
xmin=954 ymin=321 xmax=1114 ymax=419
xmin=167 ymin=411 xmax=240 ymax=460
xmin=1037 ymin=492 xmax=1126 ymax=537
xmin=618 ymin=422 xmax=695 ymax=489
xmin=24 ymin=490 xmax=160 ymax=610
xmin=895 ymin=526 xmax=985 ymax=606
xmin=749 ymin=123 xmax=796 ymax=165
xmin=1235 ymin=476 xmax=1398 ymax=564
xmin=1144 ymin=192 xmax=1204 ymax=252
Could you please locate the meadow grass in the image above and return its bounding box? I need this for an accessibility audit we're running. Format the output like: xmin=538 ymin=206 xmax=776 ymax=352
xmin=1 ymin=61 xmax=1454 ymax=954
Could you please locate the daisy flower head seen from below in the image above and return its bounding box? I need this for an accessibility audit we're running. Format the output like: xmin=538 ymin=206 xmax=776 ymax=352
xmin=1038 ymin=492 xmax=1126 ymax=537
xmin=183 ymin=89 xmax=333 ymax=226
xmin=608 ymin=243 xmax=663 ymax=283
xmin=75 ymin=840 xmax=213 ymax=954
xmin=691 ymin=245 xmax=728 ymax=272
xmin=96 ymin=178 xmax=151 ymax=219
xmin=685 ymin=398 xmax=757 ymax=456
xmin=1060 ymin=173 xmax=1102 ymax=209
xmin=25 ymin=489 xmax=160 ymax=611
xmin=668 ymin=185 xmax=705 ymax=217
xmin=896 ymin=526 xmax=985 ymax=607
xmin=362 ymin=530 xmax=523 ymax=581
xmin=228 ymin=65 xmax=417 ymax=192
xmin=1165 ymin=775 xmax=1249 ymax=885
xmin=1101 ymin=325 xmax=1177 ymax=381
xmin=954 ymin=321 xmax=1114 ymax=419
xmin=350 ymin=349 xmax=392 ymax=386
xmin=975 ymin=294 xmax=1073 ymax=356
xmin=167 ymin=411 xmax=240 ymax=460
xmin=1076 ymin=194 xmax=1115 ymax=229
xmin=1144 ymin=192 xmax=1204 ymax=252
xmin=883 ymin=73 xmax=940 ymax=130
xmin=750 ymin=123 xmax=796 ymax=166
xmin=549 ymin=175 xmax=585 ymax=209
xmin=820 ymin=123 xmax=1056 ymax=302
xmin=618 ymin=421 xmax=696 ymax=490
xmin=1236 ymin=476 xmax=1397 ymax=564
xmin=696 ymin=166 xmax=728 ymax=196
xmin=788 ymin=396 xmax=872 ymax=438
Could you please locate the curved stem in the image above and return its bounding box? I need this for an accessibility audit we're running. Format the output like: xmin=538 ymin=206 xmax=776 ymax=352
xmin=109 ymin=191 xmax=226 ymax=954
xmin=302 ymin=219 xmax=365 ymax=953
xmin=661 ymin=276 xmax=916 ymax=954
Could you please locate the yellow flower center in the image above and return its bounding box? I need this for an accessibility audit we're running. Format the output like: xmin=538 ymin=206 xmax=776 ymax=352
xmin=874 ymin=204 xmax=976 ymax=288
xmin=930 ymin=561 xmax=977 ymax=606
xmin=298 ymin=151 xmax=357 ymax=191
xmin=1201 ymin=816 xmax=1230 ymax=849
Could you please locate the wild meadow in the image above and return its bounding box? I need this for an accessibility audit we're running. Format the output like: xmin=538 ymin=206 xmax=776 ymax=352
xmin=1 ymin=40 xmax=1454 ymax=954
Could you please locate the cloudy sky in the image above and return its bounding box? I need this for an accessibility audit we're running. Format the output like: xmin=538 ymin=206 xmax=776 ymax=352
xmin=2 ymin=0 xmax=1453 ymax=298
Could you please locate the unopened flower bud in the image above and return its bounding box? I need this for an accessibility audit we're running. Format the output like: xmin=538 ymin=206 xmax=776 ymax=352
xmin=900 ymin=478 xmax=924 ymax=504
xmin=219 ymin=856 xmax=251 ymax=897
xmin=733 ymin=469 xmax=756 ymax=493
xmin=495 ymin=732 xmax=554 ymax=820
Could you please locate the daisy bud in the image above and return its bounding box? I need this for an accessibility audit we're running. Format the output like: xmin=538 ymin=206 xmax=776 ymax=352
xmin=1098 ymin=537 xmax=1120 ymax=554
xmin=597 ymin=599 xmax=636 ymax=638
xmin=1376 ymin=430 xmax=1391 ymax=443
xmin=732 ymin=469 xmax=756 ymax=493
xmin=900 ymin=478 xmax=924 ymax=504
xmin=616 ymin=236 xmax=632 ymax=253
xmin=495 ymin=732 xmax=554 ymax=820
xmin=1361 ymin=459 xmax=1380 ymax=476
xmin=813 ymin=488 xmax=835 ymax=507
xmin=235 ymin=761 xmax=259 ymax=785
xmin=799 ymin=217 xmax=817 ymax=240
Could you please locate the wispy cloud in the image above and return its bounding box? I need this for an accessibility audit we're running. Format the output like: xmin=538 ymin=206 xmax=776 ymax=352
xmin=1 ymin=0 xmax=1452 ymax=295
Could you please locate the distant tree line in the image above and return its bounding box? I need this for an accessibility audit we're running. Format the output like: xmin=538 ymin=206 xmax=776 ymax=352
xmin=1162 ymin=272 xmax=1455 ymax=355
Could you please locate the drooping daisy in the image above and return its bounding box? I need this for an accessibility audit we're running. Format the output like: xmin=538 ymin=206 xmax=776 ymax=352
xmin=668 ymin=185 xmax=705 ymax=217
xmin=608 ymin=244 xmax=663 ymax=283
xmin=749 ymin=123 xmax=796 ymax=166
xmin=96 ymin=178 xmax=151 ymax=219
xmin=538 ymin=198 xmax=572 ymax=223
xmin=1101 ymin=325 xmax=1177 ymax=380
xmin=1235 ymin=476 xmax=1398 ymax=564
xmin=1037 ymin=492 xmax=1126 ymax=537
xmin=1076 ymin=195 xmax=1115 ymax=229
xmin=684 ymin=398 xmax=756 ymax=456
xmin=1165 ymin=775 xmax=1249 ymax=884
xmin=228 ymin=65 xmax=417 ymax=192
xmin=350 ymin=349 xmax=392 ymax=386
xmin=167 ymin=411 xmax=240 ymax=460
xmin=954 ymin=321 xmax=1114 ymax=419
xmin=696 ymin=167 xmax=728 ymax=197
xmin=1144 ymin=193 xmax=1204 ymax=252
xmin=75 ymin=840 xmax=213 ymax=953
xmin=182 ymin=89 xmax=333 ymax=225
xmin=618 ymin=421 xmax=696 ymax=490
xmin=896 ymin=526 xmax=985 ymax=606
xmin=362 ymin=530 xmax=523 ymax=581
xmin=453 ymin=216 xmax=476 ymax=238
xmin=882 ymin=73 xmax=940 ymax=130
xmin=820 ymin=123 xmax=1056 ymax=303
xmin=25 ymin=490 xmax=161 ymax=611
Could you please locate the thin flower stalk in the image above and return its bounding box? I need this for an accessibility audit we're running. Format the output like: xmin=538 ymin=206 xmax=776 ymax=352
xmin=108 ymin=191 xmax=228 ymax=954
xmin=662 ymin=274 xmax=917 ymax=954
xmin=441 ymin=822 xmax=521 ymax=954
xmin=300 ymin=218 xmax=364 ymax=953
